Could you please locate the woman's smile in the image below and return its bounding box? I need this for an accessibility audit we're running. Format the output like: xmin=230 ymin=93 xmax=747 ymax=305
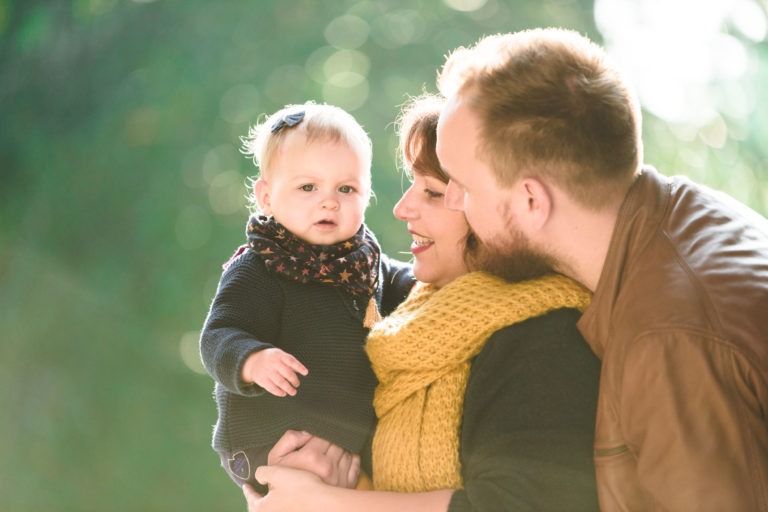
xmin=409 ymin=231 xmax=434 ymax=254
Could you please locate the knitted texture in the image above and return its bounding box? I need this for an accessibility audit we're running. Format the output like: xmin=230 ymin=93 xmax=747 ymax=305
xmin=200 ymin=250 xmax=414 ymax=459
xmin=365 ymin=271 xmax=591 ymax=492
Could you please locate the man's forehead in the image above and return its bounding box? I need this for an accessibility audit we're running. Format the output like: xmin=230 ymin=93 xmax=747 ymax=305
xmin=437 ymin=94 xmax=464 ymax=134
xmin=436 ymin=95 xmax=476 ymax=181
xmin=435 ymin=95 xmax=462 ymax=151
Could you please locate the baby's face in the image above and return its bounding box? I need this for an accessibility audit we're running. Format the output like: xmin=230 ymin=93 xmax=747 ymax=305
xmin=256 ymin=133 xmax=369 ymax=246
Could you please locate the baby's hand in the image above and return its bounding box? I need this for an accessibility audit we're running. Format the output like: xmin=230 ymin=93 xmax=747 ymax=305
xmin=242 ymin=348 xmax=309 ymax=397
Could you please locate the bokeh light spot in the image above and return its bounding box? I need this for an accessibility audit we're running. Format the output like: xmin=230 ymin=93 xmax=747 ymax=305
xmin=594 ymin=0 xmax=762 ymax=127
xmin=179 ymin=331 xmax=206 ymax=374
xmin=370 ymin=10 xmax=421 ymax=48
xmin=728 ymin=1 xmax=768 ymax=41
xmin=324 ymin=15 xmax=370 ymax=49
xmin=208 ymin=170 xmax=247 ymax=216
xmin=322 ymin=79 xmax=370 ymax=111
xmin=323 ymin=49 xmax=370 ymax=81
xmin=202 ymin=144 xmax=241 ymax=185
xmin=220 ymin=84 xmax=261 ymax=125
xmin=441 ymin=0 xmax=488 ymax=12
xmin=699 ymin=116 xmax=728 ymax=149
xmin=305 ymin=46 xmax=337 ymax=83
xmin=327 ymin=71 xmax=366 ymax=88
xmin=72 ymin=0 xmax=118 ymax=18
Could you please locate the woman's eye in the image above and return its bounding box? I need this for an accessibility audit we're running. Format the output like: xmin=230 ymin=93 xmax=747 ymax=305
xmin=339 ymin=185 xmax=355 ymax=193
xmin=425 ymin=188 xmax=444 ymax=199
xmin=299 ymin=184 xmax=315 ymax=192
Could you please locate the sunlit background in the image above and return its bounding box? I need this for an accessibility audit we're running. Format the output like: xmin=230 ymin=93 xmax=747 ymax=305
xmin=1 ymin=0 xmax=766 ymax=510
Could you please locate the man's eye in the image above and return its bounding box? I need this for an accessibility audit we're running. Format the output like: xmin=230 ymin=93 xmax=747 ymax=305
xmin=339 ymin=185 xmax=355 ymax=193
xmin=300 ymin=184 xmax=315 ymax=192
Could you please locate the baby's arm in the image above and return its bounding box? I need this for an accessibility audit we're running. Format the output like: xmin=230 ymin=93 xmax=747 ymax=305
xmin=200 ymin=251 xmax=285 ymax=395
xmin=242 ymin=348 xmax=309 ymax=397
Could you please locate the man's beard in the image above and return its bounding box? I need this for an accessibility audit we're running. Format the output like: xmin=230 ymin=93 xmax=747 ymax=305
xmin=464 ymin=227 xmax=556 ymax=284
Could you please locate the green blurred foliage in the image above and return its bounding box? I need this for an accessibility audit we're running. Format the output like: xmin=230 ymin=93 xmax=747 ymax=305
xmin=0 ymin=0 xmax=765 ymax=510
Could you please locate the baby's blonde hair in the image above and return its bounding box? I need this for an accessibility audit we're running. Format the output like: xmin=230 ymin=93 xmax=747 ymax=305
xmin=241 ymin=102 xmax=373 ymax=212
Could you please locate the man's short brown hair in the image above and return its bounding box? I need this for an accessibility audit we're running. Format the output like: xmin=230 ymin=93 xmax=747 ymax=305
xmin=438 ymin=28 xmax=642 ymax=209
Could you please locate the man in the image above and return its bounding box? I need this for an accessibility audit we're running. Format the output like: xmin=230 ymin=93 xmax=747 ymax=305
xmin=436 ymin=27 xmax=768 ymax=511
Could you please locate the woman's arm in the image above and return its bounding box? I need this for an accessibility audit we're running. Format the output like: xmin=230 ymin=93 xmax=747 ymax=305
xmin=378 ymin=253 xmax=415 ymax=317
xmin=244 ymin=466 xmax=453 ymax=512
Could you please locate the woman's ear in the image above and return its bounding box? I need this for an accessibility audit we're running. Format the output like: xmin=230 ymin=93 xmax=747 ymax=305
xmin=254 ymin=178 xmax=272 ymax=215
xmin=519 ymin=177 xmax=552 ymax=231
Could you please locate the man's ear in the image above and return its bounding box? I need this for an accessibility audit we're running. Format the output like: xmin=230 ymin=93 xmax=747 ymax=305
xmin=254 ymin=178 xmax=272 ymax=215
xmin=518 ymin=177 xmax=552 ymax=230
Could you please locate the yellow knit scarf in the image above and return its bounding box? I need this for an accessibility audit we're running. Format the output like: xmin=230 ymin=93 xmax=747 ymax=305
xmin=365 ymin=271 xmax=591 ymax=492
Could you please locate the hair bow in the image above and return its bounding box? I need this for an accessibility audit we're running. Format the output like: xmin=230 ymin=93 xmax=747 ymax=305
xmin=271 ymin=110 xmax=305 ymax=133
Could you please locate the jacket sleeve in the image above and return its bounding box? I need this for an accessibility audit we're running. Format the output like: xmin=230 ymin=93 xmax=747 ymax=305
xmin=199 ymin=250 xmax=283 ymax=396
xmin=378 ymin=253 xmax=415 ymax=317
xmin=448 ymin=309 xmax=601 ymax=512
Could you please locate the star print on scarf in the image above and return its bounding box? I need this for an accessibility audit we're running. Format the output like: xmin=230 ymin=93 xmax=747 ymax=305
xmin=225 ymin=215 xmax=381 ymax=302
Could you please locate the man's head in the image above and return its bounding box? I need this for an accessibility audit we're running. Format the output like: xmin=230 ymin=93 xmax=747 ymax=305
xmin=437 ymin=28 xmax=642 ymax=206
xmin=436 ymin=28 xmax=643 ymax=282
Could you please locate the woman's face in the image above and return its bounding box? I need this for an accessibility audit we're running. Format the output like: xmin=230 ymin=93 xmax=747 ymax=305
xmin=393 ymin=171 xmax=470 ymax=288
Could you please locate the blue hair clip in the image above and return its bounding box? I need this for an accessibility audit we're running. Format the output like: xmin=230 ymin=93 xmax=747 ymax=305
xmin=271 ymin=110 xmax=305 ymax=133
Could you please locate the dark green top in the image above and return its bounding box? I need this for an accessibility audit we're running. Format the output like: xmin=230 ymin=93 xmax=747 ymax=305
xmin=449 ymin=308 xmax=600 ymax=512
xmin=200 ymin=248 xmax=414 ymax=457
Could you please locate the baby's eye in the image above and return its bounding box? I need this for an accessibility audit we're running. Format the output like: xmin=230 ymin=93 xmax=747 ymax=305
xmin=299 ymin=184 xmax=315 ymax=192
xmin=338 ymin=185 xmax=355 ymax=194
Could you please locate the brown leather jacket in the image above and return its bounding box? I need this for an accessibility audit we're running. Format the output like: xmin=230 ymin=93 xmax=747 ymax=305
xmin=578 ymin=167 xmax=768 ymax=511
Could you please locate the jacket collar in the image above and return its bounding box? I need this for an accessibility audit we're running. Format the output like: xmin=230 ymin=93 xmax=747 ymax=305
xmin=577 ymin=166 xmax=671 ymax=358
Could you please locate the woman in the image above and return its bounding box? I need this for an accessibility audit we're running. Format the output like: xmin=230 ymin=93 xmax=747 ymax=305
xmin=243 ymin=95 xmax=601 ymax=511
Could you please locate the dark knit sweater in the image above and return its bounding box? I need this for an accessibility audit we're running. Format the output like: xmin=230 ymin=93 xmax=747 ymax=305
xmin=449 ymin=308 xmax=600 ymax=512
xmin=200 ymin=248 xmax=414 ymax=458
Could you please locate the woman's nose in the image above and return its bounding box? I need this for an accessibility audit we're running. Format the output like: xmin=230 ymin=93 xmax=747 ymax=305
xmin=393 ymin=185 xmax=416 ymax=220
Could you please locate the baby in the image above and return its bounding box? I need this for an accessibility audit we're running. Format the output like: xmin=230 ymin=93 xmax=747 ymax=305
xmin=200 ymin=102 xmax=414 ymax=495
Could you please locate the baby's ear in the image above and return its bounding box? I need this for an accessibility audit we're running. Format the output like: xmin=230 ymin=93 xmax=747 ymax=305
xmin=254 ymin=178 xmax=272 ymax=215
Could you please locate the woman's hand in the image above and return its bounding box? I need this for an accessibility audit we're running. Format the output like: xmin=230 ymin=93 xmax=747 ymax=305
xmin=243 ymin=466 xmax=328 ymax=512
xmin=242 ymin=483 xmax=264 ymax=512
xmin=267 ymin=430 xmax=360 ymax=488
xmin=243 ymin=466 xmax=455 ymax=512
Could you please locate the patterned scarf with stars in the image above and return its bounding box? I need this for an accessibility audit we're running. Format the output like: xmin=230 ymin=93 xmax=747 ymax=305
xmin=224 ymin=215 xmax=383 ymax=326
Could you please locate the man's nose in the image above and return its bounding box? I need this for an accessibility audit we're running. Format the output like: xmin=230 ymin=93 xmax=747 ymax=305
xmin=444 ymin=180 xmax=464 ymax=211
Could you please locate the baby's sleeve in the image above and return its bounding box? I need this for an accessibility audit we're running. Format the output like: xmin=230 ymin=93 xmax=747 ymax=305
xmin=199 ymin=250 xmax=283 ymax=395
